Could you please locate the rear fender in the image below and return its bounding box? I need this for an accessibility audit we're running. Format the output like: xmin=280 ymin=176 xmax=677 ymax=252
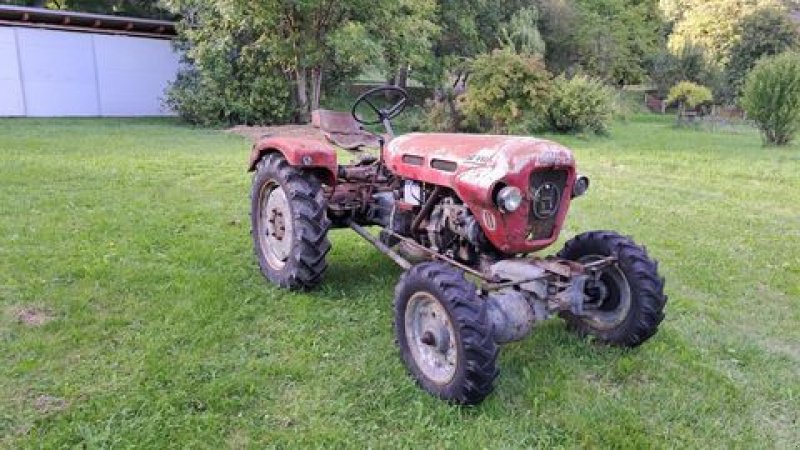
xmin=247 ymin=137 xmax=337 ymax=186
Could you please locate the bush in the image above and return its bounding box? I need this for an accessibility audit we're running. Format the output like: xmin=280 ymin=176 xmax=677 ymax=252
xmin=461 ymin=50 xmax=552 ymax=133
xmin=163 ymin=6 xmax=293 ymax=126
xmin=741 ymin=52 xmax=800 ymax=146
xmin=546 ymin=75 xmax=614 ymax=134
xmin=166 ymin=65 xmax=292 ymax=127
xmin=666 ymin=81 xmax=713 ymax=110
xmin=422 ymin=99 xmax=457 ymax=132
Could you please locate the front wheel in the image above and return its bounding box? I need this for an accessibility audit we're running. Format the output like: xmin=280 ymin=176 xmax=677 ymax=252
xmin=557 ymin=231 xmax=667 ymax=347
xmin=393 ymin=262 xmax=498 ymax=405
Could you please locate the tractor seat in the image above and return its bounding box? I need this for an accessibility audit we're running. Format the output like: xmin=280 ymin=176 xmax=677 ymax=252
xmin=311 ymin=109 xmax=382 ymax=150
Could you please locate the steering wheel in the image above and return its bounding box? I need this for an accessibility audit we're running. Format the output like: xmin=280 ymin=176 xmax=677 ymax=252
xmin=351 ymin=85 xmax=409 ymax=125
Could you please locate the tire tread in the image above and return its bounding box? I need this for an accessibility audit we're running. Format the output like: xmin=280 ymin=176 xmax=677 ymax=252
xmin=393 ymin=262 xmax=499 ymax=405
xmin=250 ymin=154 xmax=331 ymax=291
xmin=557 ymin=230 xmax=667 ymax=347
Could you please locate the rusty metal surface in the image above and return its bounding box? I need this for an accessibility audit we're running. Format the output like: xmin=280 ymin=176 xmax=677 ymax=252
xmin=325 ymin=182 xmax=362 ymax=214
xmin=380 ymin=228 xmax=488 ymax=280
xmin=248 ymin=136 xmax=338 ymax=185
xmin=312 ymin=109 xmax=361 ymax=133
xmin=534 ymin=258 xmax=573 ymax=278
xmin=311 ymin=109 xmax=382 ymax=149
xmin=386 ymin=133 xmax=577 ymax=254
xmin=410 ymin=186 xmax=444 ymax=232
xmin=349 ymin=222 xmax=412 ymax=270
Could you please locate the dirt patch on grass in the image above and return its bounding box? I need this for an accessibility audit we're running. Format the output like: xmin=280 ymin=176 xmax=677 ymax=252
xmin=11 ymin=306 xmax=54 ymax=327
xmin=227 ymin=124 xmax=325 ymax=143
xmin=759 ymin=337 xmax=800 ymax=365
xmin=33 ymin=394 xmax=67 ymax=413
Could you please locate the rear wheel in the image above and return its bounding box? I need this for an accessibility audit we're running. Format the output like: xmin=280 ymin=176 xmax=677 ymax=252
xmin=557 ymin=231 xmax=667 ymax=347
xmin=250 ymin=154 xmax=331 ymax=290
xmin=393 ymin=262 xmax=498 ymax=405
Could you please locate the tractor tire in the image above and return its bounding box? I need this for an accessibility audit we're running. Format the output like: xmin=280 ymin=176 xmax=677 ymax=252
xmin=393 ymin=262 xmax=499 ymax=405
xmin=250 ymin=153 xmax=331 ymax=291
xmin=557 ymin=231 xmax=667 ymax=347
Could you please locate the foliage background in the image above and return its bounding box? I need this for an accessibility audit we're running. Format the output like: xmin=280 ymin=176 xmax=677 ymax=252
xmin=9 ymin=0 xmax=800 ymax=127
xmin=742 ymin=52 xmax=800 ymax=145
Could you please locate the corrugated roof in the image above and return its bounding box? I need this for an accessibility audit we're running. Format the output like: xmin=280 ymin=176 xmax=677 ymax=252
xmin=0 ymin=5 xmax=176 ymax=39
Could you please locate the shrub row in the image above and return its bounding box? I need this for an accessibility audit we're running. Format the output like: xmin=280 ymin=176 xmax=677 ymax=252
xmin=428 ymin=50 xmax=616 ymax=135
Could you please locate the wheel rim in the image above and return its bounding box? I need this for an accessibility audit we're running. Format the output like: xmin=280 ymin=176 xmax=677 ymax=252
xmin=404 ymin=291 xmax=458 ymax=385
xmin=580 ymin=255 xmax=632 ymax=330
xmin=258 ymin=180 xmax=293 ymax=270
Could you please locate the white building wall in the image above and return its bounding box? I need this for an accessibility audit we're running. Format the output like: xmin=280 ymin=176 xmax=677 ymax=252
xmin=17 ymin=28 xmax=100 ymax=116
xmin=0 ymin=28 xmax=25 ymax=116
xmin=0 ymin=26 xmax=179 ymax=117
xmin=94 ymin=34 xmax=179 ymax=116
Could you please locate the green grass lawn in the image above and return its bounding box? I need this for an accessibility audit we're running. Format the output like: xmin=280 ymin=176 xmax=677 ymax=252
xmin=1 ymin=116 xmax=798 ymax=448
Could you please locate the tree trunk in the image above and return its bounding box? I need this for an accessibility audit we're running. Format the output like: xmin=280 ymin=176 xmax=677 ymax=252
xmin=394 ymin=65 xmax=409 ymax=90
xmin=295 ymin=68 xmax=309 ymax=123
xmin=310 ymin=67 xmax=323 ymax=112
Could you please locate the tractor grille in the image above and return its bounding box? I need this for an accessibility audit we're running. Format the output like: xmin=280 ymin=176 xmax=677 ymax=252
xmin=528 ymin=169 xmax=568 ymax=241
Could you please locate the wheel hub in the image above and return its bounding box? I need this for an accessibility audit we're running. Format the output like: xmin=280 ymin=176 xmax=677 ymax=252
xmin=405 ymin=292 xmax=457 ymax=385
xmin=259 ymin=182 xmax=293 ymax=269
xmin=268 ymin=209 xmax=286 ymax=241
xmin=584 ymin=279 xmax=610 ymax=306
xmin=580 ymin=256 xmax=631 ymax=330
xmin=421 ymin=326 xmax=451 ymax=354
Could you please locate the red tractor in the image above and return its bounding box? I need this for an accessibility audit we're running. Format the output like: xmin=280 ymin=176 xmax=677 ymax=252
xmin=248 ymin=86 xmax=667 ymax=405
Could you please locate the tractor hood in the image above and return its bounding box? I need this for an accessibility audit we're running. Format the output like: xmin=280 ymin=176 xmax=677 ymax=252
xmin=385 ymin=133 xmax=578 ymax=254
xmin=386 ymin=133 xmax=575 ymax=186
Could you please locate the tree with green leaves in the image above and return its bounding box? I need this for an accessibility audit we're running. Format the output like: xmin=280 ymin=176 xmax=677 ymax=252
xmin=724 ymin=7 xmax=800 ymax=101
xmin=535 ymin=0 xmax=580 ymax=74
xmin=499 ymin=6 xmax=546 ymax=57
xmin=537 ymin=0 xmax=664 ymax=85
xmin=162 ymin=0 xmax=292 ymax=126
xmin=659 ymin=0 xmax=694 ymax=23
xmin=667 ymin=0 xmax=785 ymax=67
xmin=576 ymin=0 xmax=664 ymax=84
xmin=164 ymin=0 xmax=437 ymax=124
xmin=427 ymin=0 xmax=547 ymax=84
xmin=370 ymin=0 xmax=440 ymax=89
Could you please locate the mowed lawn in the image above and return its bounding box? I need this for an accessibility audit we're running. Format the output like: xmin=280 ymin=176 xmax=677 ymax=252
xmin=1 ymin=116 xmax=798 ymax=448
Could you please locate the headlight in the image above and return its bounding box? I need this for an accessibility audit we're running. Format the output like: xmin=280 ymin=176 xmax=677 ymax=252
xmin=572 ymin=175 xmax=590 ymax=198
xmin=496 ymin=186 xmax=523 ymax=212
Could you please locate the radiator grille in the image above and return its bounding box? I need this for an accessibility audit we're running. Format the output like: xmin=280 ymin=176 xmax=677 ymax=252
xmin=528 ymin=170 xmax=568 ymax=241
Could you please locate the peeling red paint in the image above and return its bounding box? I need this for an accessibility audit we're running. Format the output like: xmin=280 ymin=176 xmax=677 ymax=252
xmin=248 ymin=136 xmax=338 ymax=185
